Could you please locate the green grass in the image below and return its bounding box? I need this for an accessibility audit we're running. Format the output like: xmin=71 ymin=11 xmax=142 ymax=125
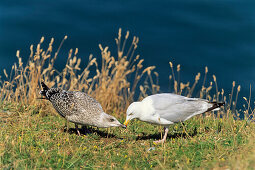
xmin=1 ymin=105 xmax=255 ymax=169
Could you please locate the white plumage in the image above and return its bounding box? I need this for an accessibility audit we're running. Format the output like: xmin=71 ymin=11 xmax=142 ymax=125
xmin=124 ymin=93 xmax=224 ymax=143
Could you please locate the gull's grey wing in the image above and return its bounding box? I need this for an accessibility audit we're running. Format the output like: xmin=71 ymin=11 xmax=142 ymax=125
xmin=147 ymin=93 xmax=211 ymax=122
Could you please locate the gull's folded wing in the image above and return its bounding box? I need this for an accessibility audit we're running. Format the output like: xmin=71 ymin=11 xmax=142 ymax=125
xmin=146 ymin=93 xmax=210 ymax=122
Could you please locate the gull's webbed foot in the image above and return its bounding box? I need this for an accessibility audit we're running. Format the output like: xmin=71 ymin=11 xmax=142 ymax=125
xmin=153 ymin=138 xmax=166 ymax=144
xmin=153 ymin=127 xmax=169 ymax=144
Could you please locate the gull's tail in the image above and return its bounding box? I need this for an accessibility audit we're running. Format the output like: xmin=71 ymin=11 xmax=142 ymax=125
xmin=39 ymin=82 xmax=49 ymax=99
xmin=206 ymin=102 xmax=225 ymax=112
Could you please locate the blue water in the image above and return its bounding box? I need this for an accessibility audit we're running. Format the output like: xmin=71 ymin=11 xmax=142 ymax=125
xmin=1 ymin=0 xmax=255 ymax=108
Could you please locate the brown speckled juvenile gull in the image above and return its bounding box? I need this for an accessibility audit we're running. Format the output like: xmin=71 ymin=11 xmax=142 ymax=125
xmin=40 ymin=82 xmax=125 ymax=135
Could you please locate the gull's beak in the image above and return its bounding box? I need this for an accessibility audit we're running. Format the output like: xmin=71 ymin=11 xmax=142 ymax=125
xmin=120 ymin=124 xmax=127 ymax=128
xmin=124 ymin=119 xmax=130 ymax=126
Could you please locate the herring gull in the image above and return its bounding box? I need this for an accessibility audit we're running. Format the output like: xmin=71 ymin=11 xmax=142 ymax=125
xmin=40 ymin=82 xmax=126 ymax=135
xmin=124 ymin=93 xmax=224 ymax=143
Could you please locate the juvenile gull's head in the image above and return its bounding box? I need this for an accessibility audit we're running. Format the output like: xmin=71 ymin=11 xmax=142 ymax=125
xmin=98 ymin=112 xmax=126 ymax=128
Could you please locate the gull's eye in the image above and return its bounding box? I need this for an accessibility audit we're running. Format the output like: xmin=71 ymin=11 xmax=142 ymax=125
xmin=129 ymin=113 xmax=133 ymax=116
xmin=109 ymin=118 xmax=115 ymax=122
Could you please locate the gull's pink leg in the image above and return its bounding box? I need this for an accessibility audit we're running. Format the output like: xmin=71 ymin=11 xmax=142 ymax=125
xmin=154 ymin=127 xmax=169 ymax=144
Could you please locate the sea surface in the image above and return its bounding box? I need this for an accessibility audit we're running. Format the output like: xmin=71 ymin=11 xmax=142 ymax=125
xmin=1 ymin=0 xmax=255 ymax=108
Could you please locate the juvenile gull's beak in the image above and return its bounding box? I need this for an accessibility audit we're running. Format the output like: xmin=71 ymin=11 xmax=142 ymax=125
xmin=124 ymin=119 xmax=130 ymax=126
xmin=120 ymin=124 xmax=127 ymax=128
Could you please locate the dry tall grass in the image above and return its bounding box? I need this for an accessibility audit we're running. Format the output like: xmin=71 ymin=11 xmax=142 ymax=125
xmin=0 ymin=29 xmax=158 ymax=115
xmin=0 ymin=29 xmax=254 ymax=119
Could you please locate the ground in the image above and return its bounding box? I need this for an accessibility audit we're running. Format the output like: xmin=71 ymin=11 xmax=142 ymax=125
xmin=1 ymin=105 xmax=255 ymax=169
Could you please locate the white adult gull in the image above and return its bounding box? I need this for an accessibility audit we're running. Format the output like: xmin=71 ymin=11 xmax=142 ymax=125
xmin=124 ymin=93 xmax=224 ymax=143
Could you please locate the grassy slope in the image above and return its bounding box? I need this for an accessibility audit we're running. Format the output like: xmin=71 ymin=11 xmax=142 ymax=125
xmin=1 ymin=105 xmax=255 ymax=169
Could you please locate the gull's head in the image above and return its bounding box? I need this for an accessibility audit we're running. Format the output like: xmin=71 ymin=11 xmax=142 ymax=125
xmin=100 ymin=113 xmax=126 ymax=128
xmin=124 ymin=102 xmax=141 ymax=126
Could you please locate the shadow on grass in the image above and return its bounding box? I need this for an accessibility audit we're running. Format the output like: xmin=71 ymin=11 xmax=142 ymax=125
xmin=64 ymin=126 xmax=121 ymax=139
xmin=136 ymin=127 xmax=198 ymax=141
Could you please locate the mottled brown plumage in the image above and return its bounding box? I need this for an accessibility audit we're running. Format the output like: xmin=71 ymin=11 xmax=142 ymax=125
xmin=40 ymin=82 xmax=125 ymax=135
